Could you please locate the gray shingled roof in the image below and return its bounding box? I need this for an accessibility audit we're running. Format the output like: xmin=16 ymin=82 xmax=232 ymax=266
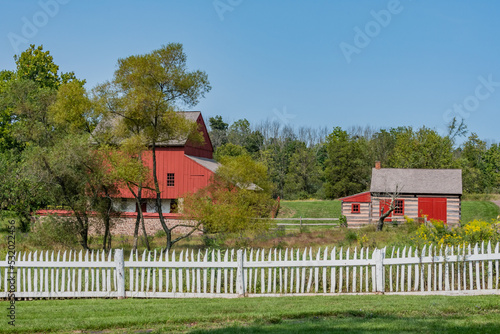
xmin=185 ymin=155 xmax=220 ymax=173
xmin=370 ymin=168 xmax=462 ymax=195
xmin=185 ymin=155 xmax=262 ymax=190
xmin=93 ymin=111 xmax=201 ymax=147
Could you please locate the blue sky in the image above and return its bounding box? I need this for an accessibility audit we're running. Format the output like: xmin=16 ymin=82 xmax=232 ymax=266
xmin=1 ymin=0 xmax=499 ymax=143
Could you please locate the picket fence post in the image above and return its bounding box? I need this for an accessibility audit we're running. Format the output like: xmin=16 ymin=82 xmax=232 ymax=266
xmin=374 ymin=248 xmax=385 ymax=293
xmin=236 ymin=249 xmax=245 ymax=297
xmin=115 ymin=249 xmax=125 ymax=299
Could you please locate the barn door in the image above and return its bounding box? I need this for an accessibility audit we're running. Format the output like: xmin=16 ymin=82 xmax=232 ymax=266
xmin=418 ymin=197 xmax=447 ymax=222
xmin=379 ymin=199 xmax=392 ymax=222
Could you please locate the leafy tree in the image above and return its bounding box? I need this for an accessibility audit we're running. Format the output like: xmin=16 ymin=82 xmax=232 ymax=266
xmin=460 ymin=133 xmax=493 ymax=193
xmin=214 ymin=142 xmax=247 ymax=161
xmin=0 ymin=45 xmax=122 ymax=249
xmin=14 ymin=44 xmax=79 ymax=89
xmin=226 ymin=118 xmax=263 ymax=156
xmin=388 ymin=126 xmax=454 ymax=169
xmin=0 ymin=149 xmax=50 ymax=231
xmin=110 ymin=43 xmax=211 ymax=252
xmin=227 ymin=119 xmax=251 ymax=146
xmin=284 ymin=143 xmax=322 ymax=199
xmin=183 ymin=154 xmax=273 ymax=235
xmin=369 ymin=129 xmax=397 ymax=168
xmin=323 ymin=127 xmax=370 ymax=198
xmin=484 ymin=144 xmax=500 ymax=192
xmin=261 ymin=138 xmax=302 ymax=199
xmin=208 ymin=115 xmax=228 ymax=149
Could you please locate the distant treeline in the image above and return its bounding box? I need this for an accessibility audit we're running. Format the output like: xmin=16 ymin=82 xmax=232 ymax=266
xmin=208 ymin=116 xmax=500 ymax=199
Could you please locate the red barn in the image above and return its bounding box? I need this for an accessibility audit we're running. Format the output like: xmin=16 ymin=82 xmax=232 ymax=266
xmin=111 ymin=111 xmax=220 ymax=216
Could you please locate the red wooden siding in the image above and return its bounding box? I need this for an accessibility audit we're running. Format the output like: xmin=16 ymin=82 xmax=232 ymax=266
xmin=115 ymin=112 xmax=216 ymax=202
xmin=418 ymin=197 xmax=447 ymax=222
xmin=184 ymin=114 xmax=213 ymax=159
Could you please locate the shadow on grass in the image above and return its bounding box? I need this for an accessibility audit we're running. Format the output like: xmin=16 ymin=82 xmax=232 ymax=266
xmin=189 ymin=313 xmax=500 ymax=334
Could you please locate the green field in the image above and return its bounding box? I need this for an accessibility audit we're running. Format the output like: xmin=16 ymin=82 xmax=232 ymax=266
xmin=278 ymin=200 xmax=341 ymax=219
xmin=279 ymin=199 xmax=500 ymax=224
xmin=2 ymin=295 xmax=500 ymax=333
xmin=461 ymin=201 xmax=500 ymax=223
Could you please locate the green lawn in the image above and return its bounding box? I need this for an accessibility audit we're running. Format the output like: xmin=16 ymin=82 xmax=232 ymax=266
xmin=279 ymin=199 xmax=500 ymax=224
xmin=461 ymin=200 xmax=500 ymax=223
xmin=2 ymin=295 xmax=500 ymax=333
xmin=278 ymin=200 xmax=341 ymax=219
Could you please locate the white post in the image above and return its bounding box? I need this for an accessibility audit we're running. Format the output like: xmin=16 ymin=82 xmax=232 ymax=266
xmin=115 ymin=249 xmax=125 ymax=299
xmin=236 ymin=249 xmax=245 ymax=296
xmin=374 ymin=248 xmax=385 ymax=293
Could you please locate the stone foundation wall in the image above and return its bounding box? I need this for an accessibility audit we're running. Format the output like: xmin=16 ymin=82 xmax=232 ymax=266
xmin=36 ymin=214 xmax=202 ymax=237
xmin=92 ymin=217 xmax=202 ymax=236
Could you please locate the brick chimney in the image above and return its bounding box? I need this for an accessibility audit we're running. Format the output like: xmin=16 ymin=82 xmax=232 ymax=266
xmin=375 ymin=161 xmax=381 ymax=169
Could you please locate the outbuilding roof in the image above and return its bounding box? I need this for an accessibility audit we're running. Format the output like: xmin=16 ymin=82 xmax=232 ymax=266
xmin=370 ymin=168 xmax=462 ymax=195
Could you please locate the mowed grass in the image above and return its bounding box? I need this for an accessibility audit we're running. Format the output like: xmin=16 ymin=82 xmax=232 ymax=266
xmin=279 ymin=199 xmax=500 ymax=223
xmin=2 ymin=295 xmax=500 ymax=333
xmin=278 ymin=200 xmax=341 ymax=218
xmin=461 ymin=200 xmax=499 ymax=223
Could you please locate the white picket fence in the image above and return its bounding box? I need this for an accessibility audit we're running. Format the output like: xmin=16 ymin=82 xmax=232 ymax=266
xmin=1 ymin=242 xmax=499 ymax=299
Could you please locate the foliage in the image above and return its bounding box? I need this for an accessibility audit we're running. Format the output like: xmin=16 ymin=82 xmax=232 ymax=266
xmin=14 ymin=44 xmax=81 ymax=89
xmin=388 ymin=126 xmax=455 ymax=169
xmin=26 ymin=215 xmax=80 ymax=249
xmin=183 ymin=154 xmax=274 ymax=235
xmin=411 ymin=218 xmax=500 ymax=248
xmin=339 ymin=215 xmax=347 ymax=228
xmin=324 ymin=127 xmax=370 ymax=198
xmin=208 ymin=115 xmax=228 ymax=149
xmin=101 ymin=43 xmax=211 ymax=252
xmin=214 ymin=142 xmax=247 ymax=161
xmin=283 ymin=143 xmax=322 ymax=199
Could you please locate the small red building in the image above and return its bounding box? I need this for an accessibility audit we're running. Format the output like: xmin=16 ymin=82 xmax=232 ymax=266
xmin=111 ymin=111 xmax=220 ymax=215
xmin=340 ymin=163 xmax=462 ymax=226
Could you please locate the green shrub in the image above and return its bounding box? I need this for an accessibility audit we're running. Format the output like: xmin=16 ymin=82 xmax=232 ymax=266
xmin=29 ymin=216 xmax=80 ymax=249
xmin=411 ymin=218 xmax=500 ymax=248
xmin=339 ymin=215 xmax=347 ymax=228
xmin=462 ymin=219 xmax=499 ymax=245
xmin=345 ymin=229 xmax=358 ymax=244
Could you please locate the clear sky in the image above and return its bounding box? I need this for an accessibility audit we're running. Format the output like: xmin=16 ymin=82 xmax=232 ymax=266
xmin=1 ymin=0 xmax=499 ymax=143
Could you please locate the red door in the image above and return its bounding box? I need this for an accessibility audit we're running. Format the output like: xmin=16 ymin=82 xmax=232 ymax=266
xmin=418 ymin=197 xmax=447 ymax=222
xmin=379 ymin=199 xmax=392 ymax=222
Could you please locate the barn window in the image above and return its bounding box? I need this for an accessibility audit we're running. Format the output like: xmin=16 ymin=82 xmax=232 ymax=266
xmin=394 ymin=199 xmax=404 ymax=215
xmin=351 ymin=203 xmax=360 ymax=214
xmin=167 ymin=173 xmax=175 ymax=187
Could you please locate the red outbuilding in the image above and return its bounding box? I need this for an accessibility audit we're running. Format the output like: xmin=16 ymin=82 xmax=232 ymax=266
xmin=340 ymin=163 xmax=462 ymax=226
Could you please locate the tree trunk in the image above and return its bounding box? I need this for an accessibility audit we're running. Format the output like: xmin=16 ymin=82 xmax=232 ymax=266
xmin=129 ymin=183 xmax=143 ymax=252
xmin=151 ymin=142 xmax=174 ymax=252
xmin=76 ymin=213 xmax=89 ymax=250
xmin=102 ymin=190 xmax=113 ymax=251
xmin=140 ymin=206 xmax=150 ymax=251
xmin=377 ymin=207 xmax=394 ymax=231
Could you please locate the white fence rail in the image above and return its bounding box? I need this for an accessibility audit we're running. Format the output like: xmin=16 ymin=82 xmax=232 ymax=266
xmin=1 ymin=242 xmax=499 ymax=299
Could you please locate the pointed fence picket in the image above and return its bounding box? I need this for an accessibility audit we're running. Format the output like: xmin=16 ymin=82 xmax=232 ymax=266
xmin=1 ymin=249 xmax=118 ymax=298
xmin=1 ymin=242 xmax=499 ymax=299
